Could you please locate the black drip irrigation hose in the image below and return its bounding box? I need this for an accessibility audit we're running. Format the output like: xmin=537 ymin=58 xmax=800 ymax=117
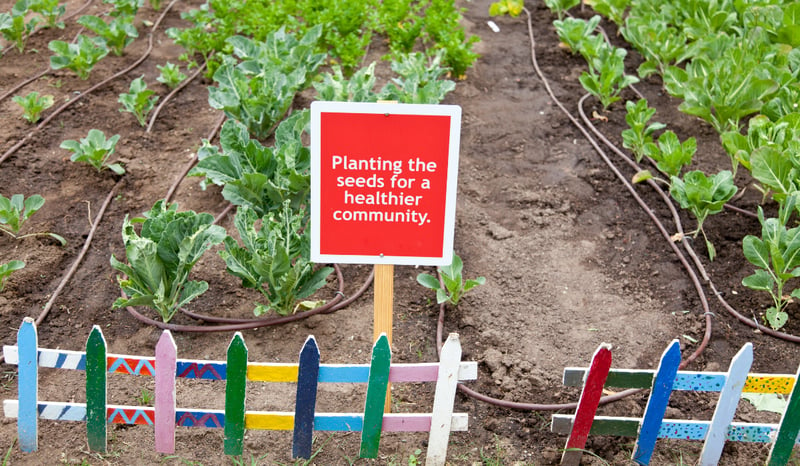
xmin=0 ymin=0 xmax=179 ymax=165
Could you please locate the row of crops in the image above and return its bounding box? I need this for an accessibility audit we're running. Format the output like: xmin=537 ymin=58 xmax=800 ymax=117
xmin=503 ymin=0 xmax=799 ymax=330
xmin=0 ymin=0 xmax=480 ymax=323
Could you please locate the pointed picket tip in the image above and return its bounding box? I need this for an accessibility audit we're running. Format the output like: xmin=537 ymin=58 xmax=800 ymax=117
xmin=228 ymin=331 xmax=247 ymax=352
xmin=156 ymin=330 xmax=176 ymax=353
xmin=300 ymin=335 xmax=320 ymax=358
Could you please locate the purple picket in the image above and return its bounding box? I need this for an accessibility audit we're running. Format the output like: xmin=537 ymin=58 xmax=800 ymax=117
xmin=632 ymin=339 xmax=681 ymax=465
xmin=293 ymin=336 xmax=320 ymax=459
xmin=155 ymin=330 xmax=177 ymax=454
xmin=17 ymin=317 xmax=38 ymax=452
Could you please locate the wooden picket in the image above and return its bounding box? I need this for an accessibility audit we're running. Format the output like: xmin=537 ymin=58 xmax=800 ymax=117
xmin=2 ymin=320 xmax=476 ymax=464
xmin=553 ymin=341 xmax=800 ymax=465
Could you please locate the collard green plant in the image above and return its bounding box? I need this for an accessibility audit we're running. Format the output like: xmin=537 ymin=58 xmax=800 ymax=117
xmin=416 ymin=253 xmax=485 ymax=307
xmin=0 ymin=261 xmax=25 ymax=292
xmin=49 ymin=35 xmax=110 ymax=79
xmin=103 ymin=0 xmax=142 ymax=17
xmin=721 ymin=113 xmax=800 ymax=176
xmin=77 ymin=14 xmax=138 ymax=56
xmin=219 ymin=204 xmax=333 ymax=316
xmin=156 ymin=62 xmax=187 ymax=89
xmin=553 ymin=16 xmax=604 ymax=59
xmin=381 ymin=51 xmax=456 ymax=104
xmin=423 ymin=0 xmax=480 ymax=79
xmin=589 ymin=0 xmax=628 ymax=25
xmin=377 ymin=0 xmax=426 ymax=53
xmin=119 ymin=76 xmax=159 ymax=126
xmin=742 ymin=195 xmax=800 ymax=330
xmin=0 ymin=194 xmax=66 ymax=245
xmin=313 ymin=62 xmax=380 ymax=102
xmin=621 ymin=17 xmax=696 ymax=79
xmin=12 ymin=91 xmax=54 ymax=123
xmin=579 ymin=44 xmax=639 ymax=109
xmin=669 ymin=170 xmax=737 ymax=260
xmin=60 ymin=129 xmax=125 ymax=175
xmin=28 ymin=0 xmax=65 ymax=29
xmin=489 ymin=0 xmax=524 ymax=17
xmin=621 ymin=99 xmax=667 ymax=162
xmin=642 ymin=130 xmax=696 ymax=178
xmin=0 ymin=12 xmax=38 ymax=53
xmin=542 ymin=0 xmax=580 ymax=20
xmin=110 ymin=200 xmax=226 ymax=322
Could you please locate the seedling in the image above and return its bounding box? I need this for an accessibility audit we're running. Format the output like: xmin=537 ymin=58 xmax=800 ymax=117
xmin=118 ymin=76 xmax=159 ymax=126
xmin=28 ymin=0 xmax=65 ymax=29
xmin=49 ymin=35 xmax=110 ymax=79
xmin=542 ymin=0 xmax=579 ymax=20
xmin=0 ymin=12 xmax=39 ymax=53
xmin=489 ymin=0 xmax=524 ymax=17
xmin=103 ymin=0 xmax=142 ymax=17
xmin=622 ymin=99 xmax=667 ymax=163
xmin=111 ymin=200 xmax=226 ymax=323
xmin=553 ymin=16 xmax=604 ymax=59
xmin=642 ymin=130 xmax=696 ymax=178
xmin=12 ymin=91 xmax=55 ymax=123
xmin=579 ymin=44 xmax=640 ymax=109
xmin=77 ymin=14 xmax=138 ymax=56
xmin=0 ymin=194 xmax=66 ymax=245
xmin=416 ymin=253 xmax=485 ymax=307
xmin=380 ymin=50 xmax=456 ymax=104
xmin=156 ymin=62 xmax=187 ymax=89
xmin=0 ymin=261 xmax=25 ymax=292
xmin=60 ymin=129 xmax=125 ymax=175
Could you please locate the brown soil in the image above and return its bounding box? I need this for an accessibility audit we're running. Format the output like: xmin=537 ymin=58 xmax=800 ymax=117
xmin=1 ymin=0 xmax=799 ymax=465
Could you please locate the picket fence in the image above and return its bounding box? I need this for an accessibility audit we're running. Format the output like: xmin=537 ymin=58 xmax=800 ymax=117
xmin=552 ymin=340 xmax=800 ymax=465
xmin=2 ymin=318 xmax=476 ymax=465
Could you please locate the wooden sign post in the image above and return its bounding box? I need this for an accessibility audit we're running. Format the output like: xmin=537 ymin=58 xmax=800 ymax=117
xmin=311 ymin=101 xmax=462 ymax=411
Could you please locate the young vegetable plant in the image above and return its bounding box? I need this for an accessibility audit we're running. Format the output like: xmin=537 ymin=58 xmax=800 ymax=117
xmin=380 ymin=51 xmax=456 ymax=104
xmin=416 ymin=253 xmax=485 ymax=307
xmin=49 ymin=35 xmax=110 ymax=80
xmin=621 ymin=99 xmax=666 ymax=163
xmin=219 ymin=204 xmax=333 ymax=317
xmin=60 ymin=129 xmax=125 ymax=175
xmin=0 ymin=12 xmax=39 ymax=53
xmin=28 ymin=0 xmax=65 ymax=29
xmin=422 ymin=0 xmax=480 ymax=79
xmin=579 ymin=44 xmax=640 ymax=110
xmin=489 ymin=0 xmax=524 ymax=17
xmin=669 ymin=170 xmax=737 ymax=261
xmin=742 ymin=195 xmax=800 ymax=330
xmin=553 ymin=16 xmax=604 ymax=59
xmin=77 ymin=14 xmax=138 ymax=56
xmin=642 ymin=130 xmax=696 ymax=179
xmin=0 ymin=261 xmax=25 ymax=292
xmin=104 ymin=0 xmax=142 ymax=17
xmin=542 ymin=0 xmax=580 ymax=20
xmin=118 ymin=76 xmax=159 ymax=126
xmin=156 ymin=62 xmax=186 ymax=89
xmin=110 ymin=200 xmax=226 ymax=323
xmin=0 ymin=194 xmax=66 ymax=245
xmin=12 ymin=91 xmax=54 ymax=123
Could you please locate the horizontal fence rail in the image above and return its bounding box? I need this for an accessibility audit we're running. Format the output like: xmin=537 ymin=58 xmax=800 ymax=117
xmin=552 ymin=340 xmax=800 ymax=466
xmin=3 ymin=318 xmax=477 ymax=465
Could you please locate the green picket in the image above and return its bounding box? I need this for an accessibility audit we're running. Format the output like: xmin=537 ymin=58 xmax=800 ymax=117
xmin=86 ymin=326 xmax=107 ymax=452
xmin=359 ymin=334 xmax=392 ymax=458
xmin=224 ymin=332 xmax=247 ymax=456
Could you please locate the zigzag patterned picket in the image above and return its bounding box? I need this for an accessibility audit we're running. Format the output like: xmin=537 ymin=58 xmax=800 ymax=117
xmin=3 ymin=318 xmax=477 ymax=465
xmin=552 ymin=340 xmax=800 ymax=466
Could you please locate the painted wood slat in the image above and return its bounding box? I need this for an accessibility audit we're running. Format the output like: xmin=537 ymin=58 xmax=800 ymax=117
xmin=561 ymin=344 xmax=612 ymax=466
xmin=767 ymin=358 xmax=800 ymax=465
xmin=426 ymin=333 xmax=463 ymax=466
xmin=699 ymin=343 xmax=753 ymax=466
xmin=155 ymin=330 xmax=177 ymax=454
xmin=224 ymin=332 xmax=247 ymax=456
xmin=632 ymin=339 xmax=681 ymax=465
xmin=247 ymin=364 xmax=298 ymax=382
xmin=359 ymin=334 xmax=392 ymax=458
xmin=17 ymin=318 xmax=38 ymax=452
xmin=293 ymin=336 xmax=320 ymax=459
xmin=86 ymin=326 xmax=107 ymax=452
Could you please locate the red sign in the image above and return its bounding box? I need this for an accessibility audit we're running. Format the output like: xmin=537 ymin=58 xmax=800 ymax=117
xmin=311 ymin=102 xmax=461 ymax=266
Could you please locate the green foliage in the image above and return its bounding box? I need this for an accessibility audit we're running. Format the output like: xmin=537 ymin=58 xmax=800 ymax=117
xmin=381 ymin=51 xmax=456 ymax=104
xmin=60 ymin=129 xmax=125 ymax=175
xmin=27 ymin=0 xmax=65 ymax=29
xmin=722 ymin=113 xmax=800 ymax=176
xmin=103 ymin=0 xmax=142 ymax=17
xmin=376 ymin=0 xmax=426 ymax=54
xmin=669 ymin=170 xmax=737 ymax=260
xmin=0 ymin=12 xmax=38 ymax=53
xmin=423 ymin=0 xmax=480 ymax=78
xmin=0 ymin=193 xmax=65 ymax=245
xmin=0 ymin=261 xmax=25 ymax=292
xmin=489 ymin=0 xmax=524 ymax=17
xmin=621 ymin=17 xmax=696 ymax=79
xmin=621 ymin=99 xmax=667 ymax=162
xmin=642 ymin=130 xmax=696 ymax=178
xmin=49 ymin=35 xmax=110 ymax=79
xmin=188 ymin=111 xmax=311 ymax=216
xmin=12 ymin=91 xmax=54 ymax=123
xmin=77 ymin=14 xmax=138 ymax=56
xmin=553 ymin=16 xmax=604 ymax=58
xmin=156 ymin=62 xmax=187 ymax=89
xmin=220 ymin=204 xmax=333 ymax=316
xmin=148 ymin=0 xmax=161 ymax=10
xmin=416 ymin=253 xmax=485 ymax=306
xmin=589 ymin=0 xmax=629 ymax=25
xmin=542 ymin=0 xmax=580 ymax=20
xmin=110 ymin=200 xmax=226 ymax=322
xmin=118 ymin=76 xmax=159 ymax=126
xmin=313 ymin=62 xmax=381 ymax=102
xmin=742 ymin=195 xmax=800 ymax=330
xmin=579 ymin=44 xmax=640 ymax=109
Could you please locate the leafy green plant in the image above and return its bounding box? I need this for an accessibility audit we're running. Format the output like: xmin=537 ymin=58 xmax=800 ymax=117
xmin=669 ymin=170 xmax=737 ymax=260
xmin=28 ymin=0 xmax=65 ymax=29
xmin=313 ymin=62 xmax=380 ymax=102
xmin=542 ymin=0 xmax=580 ymax=20
xmin=110 ymin=200 xmax=226 ymax=323
xmin=156 ymin=62 xmax=187 ymax=89
xmin=589 ymin=0 xmax=628 ymax=25
xmin=742 ymin=195 xmax=800 ymax=330
xmin=0 ymin=194 xmax=66 ymax=245
xmin=642 ymin=130 xmax=696 ymax=179
xmin=489 ymin=0 xmax=524 ymax=17
xmin=0 ymin=261 xmax=25 ymax=292
xmin=553 ymin=16 xmax=604 ymax=59
xmin=416 ymin=253 xmax=485 ymax=306
xmin=579 ymin=44 xmax=639 ymax=109
xmin=12 ymin=91 xmax=54 ymax=123
xmin=103 ymin=0 xmax=142 ymax=17
xmin=60 ymin=129 xmax=125 ymax=175
xmin=49 ymin=35 xmax=110 ymax=79
xmin=381 ymin=51 xmax=456 ymax=104
xmin=376 ymin=0 xmax=426 ymax=54
xmin=77 ymin=14 xmax=138 ymax=56
xmin=220 ymin=204 xmax=333 ymax=316
xmin=621 ymin=17 xmax=696 ymax=79
xmin=136 ymin=388 xmax=153 ymax=405
xmin=0 ymin=12 xmax=38 ymax=53
xmin=722 ymin=113 xmax=800 ymax=176
xmin=148 ymin=0 xmax=161 ymax=10
xmin=119 ymin=76 xmax=159 ymax=126
xmin=423 ymin=0 xmax=480 ymax=79
xmin=621 ymin=99 xmax=666 ymax=163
